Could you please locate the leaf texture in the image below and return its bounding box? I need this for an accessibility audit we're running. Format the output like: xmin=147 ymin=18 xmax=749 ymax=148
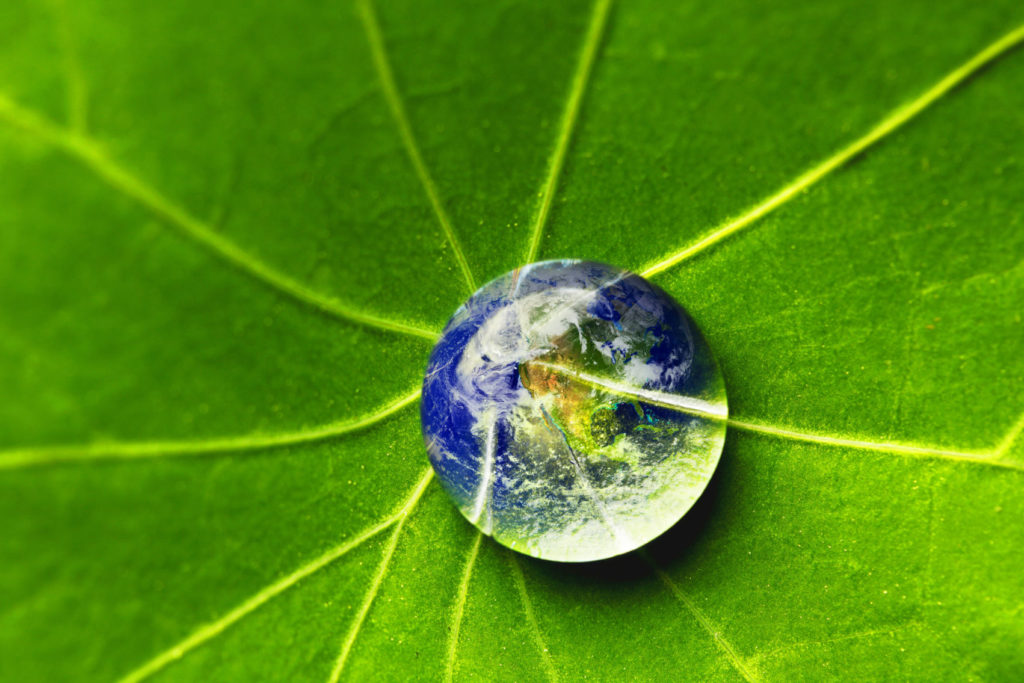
xmin=1 ymin=0 xmax=1023 ymax=680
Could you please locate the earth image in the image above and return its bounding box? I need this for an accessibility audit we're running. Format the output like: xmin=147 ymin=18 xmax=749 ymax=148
xmin=421 ymin=260 xmax=728 ymax=562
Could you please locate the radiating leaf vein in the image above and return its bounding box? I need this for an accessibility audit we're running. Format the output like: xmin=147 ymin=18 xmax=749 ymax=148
xmin=533 ymin=362 xmax=1023 ymax=471
xmin=329 ymin=468 xmax=435 ymax=681
xmin=0 ymin=94 xmax=439 ymax=342
xmin=644 ymin=555 xmax=760 ymax=683
xmin=115 ymin=467 xmax=432 ymax=683
xmin=994 ymin=412 xmax=1024 ymax=458
xmin=356 ymin=0 xmax=477 ymax=293
xmin=444 ymin=530 xmax=483 ymax=682
xmin=507 ymin=552 xmax=558 ymax=682
xmin=0 ymin=388 xmax=421 ymax=470
xmin=639 ymin=23 xmax=1024 ymax=277
xmin=523 ymin=0 xmax=614 ymax=265
xmin=728 ymin=416 xmax=1024 ymax=472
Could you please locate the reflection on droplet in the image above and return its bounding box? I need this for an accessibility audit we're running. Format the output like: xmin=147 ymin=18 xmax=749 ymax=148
xmin=421 ymin=260 xmax=727 ymax=562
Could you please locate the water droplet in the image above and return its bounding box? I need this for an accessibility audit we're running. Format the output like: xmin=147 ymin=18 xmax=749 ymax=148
xmin=421 ymin=260 xmax=727 ymax=562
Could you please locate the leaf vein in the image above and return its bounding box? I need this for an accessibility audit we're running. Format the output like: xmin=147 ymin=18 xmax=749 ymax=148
xmin=523 ymin=0 xmax=613 ymax=264
xmin=645 ymin=556 xmax=760 ymax=683
xmin=328 ymin=468 xmax=435 ymax=681
xmin=444 ymin=531 xmax=483 ymax=682
xmin=0 ymin=388 xmax=421 ymax=470
xmin=729 ymin=417 xmax=1024 ymax=472
xmin=0 ymin=94 xmax=439 ymax=342
xmin=114 ymin=468 xmax=433 ymax=683
xmin=994 ymin=412 xmax=1024 ymax=458
xmin=531 ymin=363 xmax=1023 ymax=471
xmin=640 ymin=23 xmax=1024 ymax=277
xmin=356 ymin=0 xmax=477 ymax=293
xmin=507 ymin=552 xmax=558 ymax=682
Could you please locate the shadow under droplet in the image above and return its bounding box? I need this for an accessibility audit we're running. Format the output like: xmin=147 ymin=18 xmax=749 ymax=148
xmin=645 ymin=456 xmax=723 ymax=567
xmin=514 ymin=452 xmax=727 ymax=587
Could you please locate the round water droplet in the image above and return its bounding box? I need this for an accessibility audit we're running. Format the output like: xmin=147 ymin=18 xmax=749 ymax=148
xmin=421 ymin=260 xmax=727 ymax=562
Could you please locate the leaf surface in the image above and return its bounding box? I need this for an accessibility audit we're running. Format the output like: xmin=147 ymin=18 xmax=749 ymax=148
xmin=1 ymin=0 xmax=1023 ymax=680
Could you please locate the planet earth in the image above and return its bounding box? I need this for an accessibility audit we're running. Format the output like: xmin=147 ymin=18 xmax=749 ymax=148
xmin=421 ymin=260 xmax=727 ymax=562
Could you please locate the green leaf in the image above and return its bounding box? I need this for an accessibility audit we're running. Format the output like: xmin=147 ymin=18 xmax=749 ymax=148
xmin=1 ymin=0 xmax=1022 ymax=680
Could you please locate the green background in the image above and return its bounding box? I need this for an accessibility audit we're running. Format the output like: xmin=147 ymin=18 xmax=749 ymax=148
xmin=1 ymin=0 xmax=1022 ymax=680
